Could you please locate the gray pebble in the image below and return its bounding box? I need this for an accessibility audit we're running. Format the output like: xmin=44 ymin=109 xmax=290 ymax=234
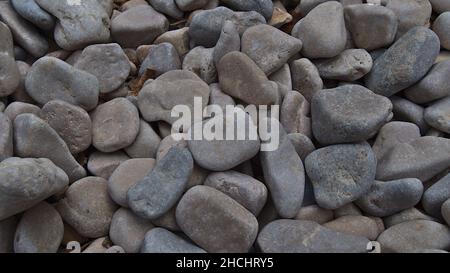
xmin=182 ymin=46 xmax=216 ymax=84
xmin=140 ymin=43 xmax=181 ymax=77
xmin=430 ymin=0 xmax=450 ymax=14
xmin=0 ymin=113 xmax=13 ymax=162
xmin=365 ymin=27 xmax=440 ymax=97
xmin=14 ymin=114 xmax=86 ymax=183
xmin=4 ymin=102 xmax=40 ymax=122
xmin=422 ymin=173 xmax=450 ymax=218
xmin=356 ymin=179 xmax=423 ymax=217
xmin=334 ymin=203 xmax=363 ymax=218
xmin=87 ymin=151 xmax=130 ymax=180
xmin=154 ymin=27 xmax=190 ymax=56
xmin=442 ymin=199 xmax=450 ymax=226
xmin=57 ymin=176 xmax=118 ymax=238
xmin=305 ymin=142 xmax=376 ymax=210
xmin=141 ymin=228 xmax=206 ymax=253
xmin=0 ymin=157 xmax=68 ymax=221
xmin=74 ymin=43 xmax=130 ymax=94
xmin=376 ymin=136 xmax=450 ymax=181
xmin=40 ymin=100 xmax=92 ymax=155
xmin=213 ymin=20 xmax=240 ymax=67
xmin=269 ymin=64 xmax=292 ymax=91
xmin=386 ymin=0 xmax=432 ymax=39
xmin=292 ymin=1 xmax=347 ymax=59
xmin=323 ymin=215 xmax=380 ymax=240
xmin=209 ymin=83 xmax=235 ymax=111
xmin=257 ymin=219 xmax=369 ymax=253
xmin=0 ymin=216 xmax=17 ymax=253
xmin=390 ymin=96 xmax=429 ymax=133
xmin=176 ymin=185 xmax=259 ymax=253
xmin=109 ymin=208 xmax=154 ymax=253
xmin=294 ymin=205 xmax=334 ymax=224
xmin=204 ymin=171 xmax=268 ymax=216
xmin=378 ymin=220 xmax=450 ymax=253
xmin=125 ymin=120 xmax=161 ymax=159
xmin=290 ymin=58 xmax=323 ymax=102
xmin=280 ymin=91 xmax=311 ymax=137
xmin=424 ymin=96 xmax=450 ymax=134
xmin=242 ymin=24 xmax=302 ymax=75
xmin=311 ymin=85 xmax=392 ymax=145
xmin=14 ymin=202 xmax=63 ymax=253
xmin=128 ymin=147 xmax=193 ymax=220
xmin=0 ymin=22 xmax=20 ymax=97
xmin=221 ymin=0 xmax=273 ymax=20
xmin=287 ymin=133 xmax=315 ymax=161
xmin=175 ymin=0 xmax=209 ymax=11
xmin=35 ymin=0 xmax=110 ymax=50
xmin=25 ymin=57 xmax=99 ymax=111
xmin=10 ymin=0 xmax=55 ymax=31
xmin=148 ymin=0 xmax=184 ymax=19
xmin=384 ymin=207 xmax=437 ymax=228
xmin=91 ymin=98 xmax=140 ymax=153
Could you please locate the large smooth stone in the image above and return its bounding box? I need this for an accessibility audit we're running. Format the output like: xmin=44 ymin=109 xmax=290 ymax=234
xmin=35 ymin=0 xmax=110 ymax=50
xmin=376 ymin=136 xmax=450 ymax=181
xmin=176 ymin=185 xmax=259 ymax=253
xmin=218 ymin=52 xmax=279 ymax=105
xmin=128 ymin=147 xmax=193 ymax=220
xmin=141 ymin=228 xmax=206 ymax=253
xmin=305 ymin=142 xmax=376 ymax=210
xmin=356 ymin=179 xmax=423 ymax=217
xmin=257 ymin=219 xmax=369 ymax=253
xmin=14 ymin=114 xmax=86 ymax=183
xmin=25 ymin=57 xmax=99 ymax=111
xmin=378 ymin=220 xmax=450 ymax=253
xmin=422 ymin=173 xmax=450 ymax=218
xmin=365 ymin=27 xmax=440 ymax=97
xmin=14 ymin=202 xmax=64 ymax=253
xmin=91 ymin=98 xmax=140 ymax=153
xmin=0 ymin=157 xmax=68 ymax=221
xmin=241 ymin=24 xmax=302 ymax=75
xmin=311 ymin=85 xmax=392 ymax=145
xmin=57 ymin=176 xmax=118 ymax=238
xmin=291 ymin=1 xmax=347 ymax=59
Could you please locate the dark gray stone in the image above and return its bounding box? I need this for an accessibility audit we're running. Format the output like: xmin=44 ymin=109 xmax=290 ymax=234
xmin=139 ymin=43 xmax=181 ymax=77
xmin=221 ymin=0 xmax=273 ymax=20
xmin=148 ymin=0 xmax=183 ymax=19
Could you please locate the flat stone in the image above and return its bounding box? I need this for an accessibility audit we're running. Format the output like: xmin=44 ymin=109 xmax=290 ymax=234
xmin=148 ymin=0 xmax=184 ymax=19
xmin=189 ymin=7 xmax=266 ymax=48
xmin=422 ymin=173 xmax=450 ymax=218
xmin=386 ymin=0 xmax=432 ymax=39
xmin=138 ymin=70 xmax=210 ymax=124
xmin=305 ymin=142 xmax=376 ymax=210
xmin=356 ymin=179 xmax=423 ymax=217
xmin=125 ymin=120 xmax=161 ymax=159
xmin=204 ymin=171 xmax=268 ymax=216
xmin=378 ymin=220 xmax=450 ymax=253
xmin=182 ymin=46 xmax=216 ymax=84
xmin=0 ymin=157 xmax=68 ymax=221
xmin=311 ymin=85 xmax=392 ymax=145
xmin=0 ymin=216 xmax=17 ymax=253
xmin=36 ymin=0 xmax=110 ymax=50
xmin=128 ymin=147 xmax=193 ymax=220
xmin=257 ymin=219 xmax=369 ymax=253
xmin=365 ymin=27 xmax=440 ymax=97
xmin=57 ymin=176 xmax=118 ymax=238
xmin=294 ymin=205 xmax=334 ymax=224
xmin=213 ymin=20 xmax=240 ymax=67
xmin=14 ymin=202 xmax=63 ymax=253
xmin=404 ymin=60 xmax=450 ymax=104
xmin=0 ymin=113 xmax=13 ymax=162
xmin=376 ymin=136 xmax=450 ymax=181
xmin=108 ymin=158 xmax=155 ymax=208
xmin=0 ymin=22 xmax=20 ymax=97
xmin=218 ymin=52 xmax=279 ymax=105
xmin=290 ymin=58 xmax=323 ymax=102
xmin=187 ymin=109 xmax=261 ymax=171
xmin=221 ymin=0 xmax=273 ymax=20
xmin=242 ymin=24 xmax=302 ymax=75
xmin=0 ymin=1 xmax=48 ymax=57
xmin=141 ymin=228 xmax=206 ymax=253
xmin=74 ymin=43 xmax=130 ymax=94
xmin=384 ymin=207 xmax=437 ymax=228
xmin=40 ymin=100 xmax=92 ymax=155
xmin=176 ymin=185 xmax=259 ymax=253
xmin=91 ymin=98 xmax=140 ymax=153
xmin=292 ymin=1 xmax=347 ymax=59
xmin=344 ymin=4 xmax=397 ymax=51
xmin=87 ymin=151 xmax=130 ymax=180
xmin=14 ymin=114 xmax=86 ymax=183
xmin=11 ymin=0 xmax=55 ymax=31
xmin=111 ymin=5 xmax=169 ymax=48
xmin=109 ymin=208 xmax=154 ymax=253
xmin=314 ymin=49 xmax=373 ymax=81
xmin=424 ymin=96 xmax=450 ymax=134
xmin=261 ymin=122 xmax=305 ymax=218
xmin=323 ymin=215 xmax=380 ymax=240
xmin=25 ymin=57 xmax=99 ymax=111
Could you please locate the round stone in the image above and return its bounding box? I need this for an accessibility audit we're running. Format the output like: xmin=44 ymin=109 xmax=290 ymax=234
xmin=10 ymin=0 xmax=55 ymax=31
xmin=87 ymin=151 xmax=130 ymax=180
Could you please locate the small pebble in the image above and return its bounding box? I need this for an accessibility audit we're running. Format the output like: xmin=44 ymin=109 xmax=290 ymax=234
xmin=141 ymin=228 xmax=206 ymax=253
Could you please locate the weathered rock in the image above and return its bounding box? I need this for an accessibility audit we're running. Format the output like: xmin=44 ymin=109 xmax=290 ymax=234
xmin=14 ymin=202 xmax=63 ymax=253
xmin=176 ymin=185 xmax=259 ymax=253
xmin=209 ymin=83 xmax=235 ymax=110
xmin=175 ymin=0 xmax=209 ymax=11
xmin=14 ymin=114 xmax=86 ymax=182
xmin=182 ymin=46 xmax=216 ymax=84
xmin=125 ymin=120 xmax=161 ymax=159
xmin=290 ymin=58 xmax=323 ymax=102
xmin=311 ymin=85 xmax=392 ymax=145
xmin=0 ymin=157 xmax=68 ymax=221
xmin=280 ymin=91 xmax=311 ymax=137
xmin=141 ymin=228 xmax=206 ymax=253
xmin=257 ymin=219 xmax=369 ymax=253
xmin=442 ymin=199 xmax=450 ymax=226
xmin=365 ymin=27 xmax=440 ymax=97
xmin=213 ymin=20 xmax=240 ymax=67
xmin=287 ymin=133 xmax=315 ymax=161
xmin=430 ymin=0 xmax=450 ymax=14
xmin=25 ymin=57 xmax=99 ymax=111
xmin=57 ymin=177 xmax=118 ymax=238
xmin=128 ymin=147 xmax=193 ymax=220
xmin=305 ymin=142 xmax=376 ymax=210
xmin=154 ymin=27 xmax=190 ymax=56
xmin=139 ymin=43 xmax=181 ymax=77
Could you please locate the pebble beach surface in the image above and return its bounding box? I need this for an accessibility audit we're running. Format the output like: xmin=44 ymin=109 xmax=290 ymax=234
xmin=1 ymin=0 xmax=450 ymax=254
